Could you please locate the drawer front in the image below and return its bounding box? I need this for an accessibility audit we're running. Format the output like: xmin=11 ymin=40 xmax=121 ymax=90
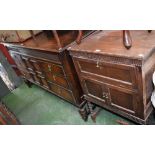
xmin=11 ymin=52 xmax=71 ymax=99
xmin=21 ymin=70 xmax=50 ymax=89
xmin=29 ymin=59 xmax=42 ymax=72
xmin=37 ymin=74 xmax=50 ymax=89
xmin=21 ymin=56 xmax=34 ymax=71
xmin=28 ymin=71 xmax=41 ymax=85
xmin=41 ymin=62 xmax=65 ymax=76
xmin=81 ymin=78 xmax=139 ymax=116
xmin=49 ymin=83 xmax=74 ymax=103
xmin=9 ymin=47 xmax=60 ymax=64
xmin=20 ymin=70 xmax=33 ymax=81
xmin=75 ymin=58 xmax=137 ymax=90
xmin=46 ymin=72 xmax=68 ymax=88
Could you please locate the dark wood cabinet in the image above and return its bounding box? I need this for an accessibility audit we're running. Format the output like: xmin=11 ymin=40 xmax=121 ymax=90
xmin=69 ymin=30 xmax=155 ymax=124
xmin=4 ymin=30 xmax=93 ymax=107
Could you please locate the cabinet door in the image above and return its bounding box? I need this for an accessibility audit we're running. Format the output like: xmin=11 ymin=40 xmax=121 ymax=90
xmin=81 ymin=78 xmax=140 ymax=116
xmin=108 ymin=88 xmax=137 ymax=115
xmin=81 ymin=78 xmax=110 ymax=105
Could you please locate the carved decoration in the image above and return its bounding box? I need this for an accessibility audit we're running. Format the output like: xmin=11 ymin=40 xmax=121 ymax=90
xmin=70 ymin=52 xmax=142 ymax=67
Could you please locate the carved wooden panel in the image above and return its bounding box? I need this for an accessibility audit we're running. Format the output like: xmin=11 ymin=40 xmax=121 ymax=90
xmin=29 ymin=59 xmax=42 ymax=72
xmin=81 ymin=77 xmax=139 ymax=116
xmin=21 ymin=56 xmax=34 ymax=71
xmin=109 ymin=88 xmax=135 ymax=114
xmin=49 ymin=82 xmax=74 ymax=103
xmin=46 ymin=72 xmax=68 ymax=88
xmin=41 ymin=62 xmax=64 ymax=76
xmin=82 ymin=79 xmax=110 ymax=104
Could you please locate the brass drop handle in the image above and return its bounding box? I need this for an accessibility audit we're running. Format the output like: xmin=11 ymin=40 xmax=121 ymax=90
xmin=102 ymin=92 xmax=109 ymax=99
xmin=48 ymin=65 xmax=51 ymax=72
xmin=96 ymin=61 xmax=99 ymax=67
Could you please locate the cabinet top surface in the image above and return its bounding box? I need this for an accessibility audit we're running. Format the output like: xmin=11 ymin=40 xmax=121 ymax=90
xmin=69 ymin=30 xmax=155 ymax=60
xmin=2 ymin=31 xmax=78 ymax=53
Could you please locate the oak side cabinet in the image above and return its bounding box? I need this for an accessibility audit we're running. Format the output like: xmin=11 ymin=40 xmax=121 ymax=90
xmin=69 ymin=30 xmax=155 ymax=124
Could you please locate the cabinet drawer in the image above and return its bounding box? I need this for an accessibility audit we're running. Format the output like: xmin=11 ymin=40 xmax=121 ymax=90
xmin=41 ymin=62 xmax=64 ymax=76
xmin=9 ymin=47 xmax=60 ymax=63
xmin=46 ymin=72 xmax=69 ymax=88
xmin=76 ymin=58 xmax=137 ymax=90
xmin=20 ymin=70 xmax=33 ymax=81
xmin=21 ymin=56 xmax=34 ymax=71
xmin=49 ymin=83 xmax=74 ymax=103
xmin=37 ymin=74 xmax=49 ymax=89
xmin=29 ymin=59 xmax=42 ymax=72
xmin=29 ymin=72 xmax=41 ymax=85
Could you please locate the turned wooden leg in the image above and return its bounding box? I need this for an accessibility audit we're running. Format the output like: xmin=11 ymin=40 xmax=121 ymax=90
xmin=24 ymin=80 xmax=33 ymax=88
xmin=123 ymin=30 xmax=132 ymax=49
xmin=87 ymin=102 xmax=102 ymax=123
xmin=76 ymin=30 xmax=83 ymax=44
xmin=91 ymin=106 xmax=102 ymax=123
xmin=78 ymin=100 xmax=89 ymax=121
xmin=87 ymin=102 xmax=96 ymax=122
xmin=29 ymin=30 xmax=38 ymax=46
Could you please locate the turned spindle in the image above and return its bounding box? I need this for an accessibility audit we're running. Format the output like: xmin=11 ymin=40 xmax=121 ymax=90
xmin=123 ymin=30 xmax=132 ymax=49
xmin=76 ymin=30 xmax=83 ymax=44
xmin=52 ymin=30 xmax=62 ymax=50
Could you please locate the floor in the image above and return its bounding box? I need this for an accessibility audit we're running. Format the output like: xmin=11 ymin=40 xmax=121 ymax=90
xmin=1 ymin=83 xmax=138 ymax=125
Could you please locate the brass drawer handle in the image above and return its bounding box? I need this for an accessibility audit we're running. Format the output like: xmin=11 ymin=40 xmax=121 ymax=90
xmin=30 ymin=59 xmax=37 ymax=63
xmin=102 ymin=92 xmax=109 ymax=99
xmin=38 ymin=75 xmax=45 ymax=79
xmin=48 ymin=65 xmax=51 ymax=72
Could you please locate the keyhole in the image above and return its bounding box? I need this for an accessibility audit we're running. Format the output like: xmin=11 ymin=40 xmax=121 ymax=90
xmin=96 ymin=61 xmax=99 ymax=67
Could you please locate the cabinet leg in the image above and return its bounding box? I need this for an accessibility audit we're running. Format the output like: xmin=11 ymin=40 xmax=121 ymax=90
xmin=76 ymin=30 xmax=83 ymax=44
xmin=78 ymin=100 xmax=89 ymax=121
xmin=88 ymin=102 xmax=102 ymax=123
xmin=24 ymin=80 xmax=33 ymax=88
xmin=91 ymin=107 xmax=102 ymax=123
